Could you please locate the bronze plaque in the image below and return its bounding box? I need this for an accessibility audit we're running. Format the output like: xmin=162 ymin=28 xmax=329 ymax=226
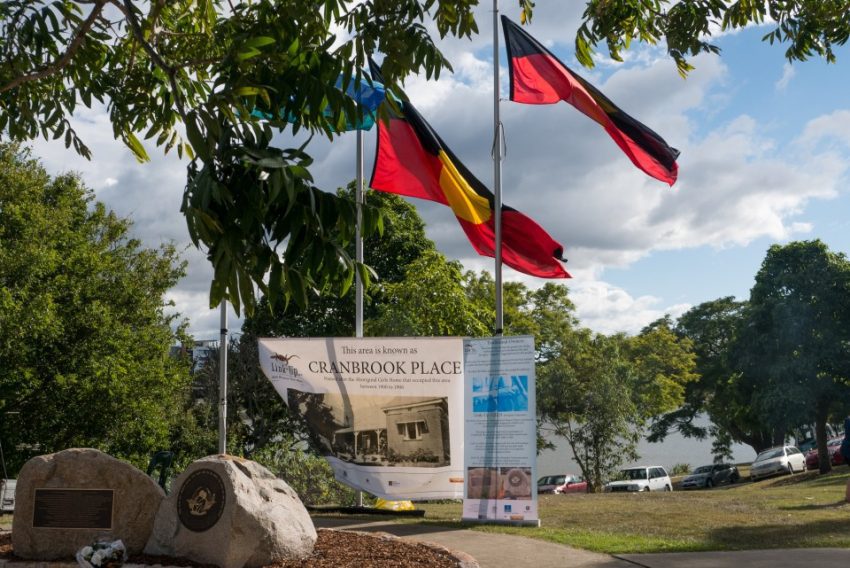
xmin=33 ymin=489 xmax=114 ymax=529
xmin=177 ymin=469 xmax=226 ymax=532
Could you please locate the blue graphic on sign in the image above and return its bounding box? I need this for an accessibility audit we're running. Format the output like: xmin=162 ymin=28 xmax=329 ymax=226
xmin=471 ymin=375 xmax=529 ymax=412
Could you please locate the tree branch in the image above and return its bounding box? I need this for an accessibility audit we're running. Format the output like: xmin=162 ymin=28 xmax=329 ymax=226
xmin=113 ymin=0 xmax=187 ymax=118
xmin=0 ymin=0 xmax=108 ymax=95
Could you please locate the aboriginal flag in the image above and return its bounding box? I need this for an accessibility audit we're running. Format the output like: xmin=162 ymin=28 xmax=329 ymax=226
xmin=501 ymin=16 xmax=680 ymax=185
xmin=369 ymin=63 xmax=569 ymax=279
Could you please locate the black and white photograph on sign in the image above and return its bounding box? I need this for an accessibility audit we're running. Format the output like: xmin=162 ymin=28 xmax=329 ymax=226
xmin=499 ymin=467 xmax=533 ymax=500
xmin=466 ymin=467 xmax=499 ymax=500
xmin=290 ymin=391 xmax=450 ymax=467
xmin=471 ymin=375 xmax=529 ymax=413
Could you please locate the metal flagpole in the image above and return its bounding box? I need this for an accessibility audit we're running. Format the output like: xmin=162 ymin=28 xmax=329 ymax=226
xmin=493 ymin=0 xmax=504 ymax=335
xmin=356 ymin=129 xmax=365 ymax=340
xmin=218 ymin=301 xmax=228 ymax=454
xmin=355 ymin=127 xmax=365 ymax=507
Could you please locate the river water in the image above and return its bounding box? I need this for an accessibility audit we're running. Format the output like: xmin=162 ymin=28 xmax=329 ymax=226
xmin=537 ymin=417 xmax=758 ymax=477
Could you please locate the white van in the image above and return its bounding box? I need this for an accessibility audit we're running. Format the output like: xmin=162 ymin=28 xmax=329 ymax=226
xmin=604 ymin=466 xmax=672 ymax=492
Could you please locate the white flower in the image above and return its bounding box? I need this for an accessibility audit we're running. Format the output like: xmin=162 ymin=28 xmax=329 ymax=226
xmin=258 ymin=171 xmax=270 ymax=181
xmin=80 ymin=546 xmax=93 ymax=559
xmin=90 ymin=550 xmax=106 ymax=566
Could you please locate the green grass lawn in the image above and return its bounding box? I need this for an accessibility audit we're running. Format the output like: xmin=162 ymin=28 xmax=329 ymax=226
xmin=0 ymin=514 xmax=10 ymax=530
xmin=412 ymin=469 xmax=850 ymax=554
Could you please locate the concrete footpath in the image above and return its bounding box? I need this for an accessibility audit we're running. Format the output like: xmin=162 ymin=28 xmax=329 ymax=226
xmin=313 ymin=517 xmax=850 ymax=568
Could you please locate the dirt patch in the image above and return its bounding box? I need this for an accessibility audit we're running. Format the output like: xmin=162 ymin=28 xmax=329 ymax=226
xmin=0 ymin=529 xmax=472 ymax=567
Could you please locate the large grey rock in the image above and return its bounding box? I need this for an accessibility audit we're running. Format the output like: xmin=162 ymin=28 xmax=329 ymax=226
xmin=12 ymin=448 xmax=165 ymax=559
xmin=145 ymin=455 xmax=316 ymax=568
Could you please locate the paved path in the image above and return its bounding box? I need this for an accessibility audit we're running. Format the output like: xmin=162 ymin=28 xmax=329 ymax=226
xmin=313 ymin=517 xmax=850 ymax=568
xmin=313 ymin=517 xmax=634 ymax=568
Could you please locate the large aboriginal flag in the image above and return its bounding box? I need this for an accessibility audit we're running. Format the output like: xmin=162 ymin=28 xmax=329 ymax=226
xmin=501 ymin=16 xmax=680 ymax=185
xmin=369 ymin=65 xmax=569 ymax=278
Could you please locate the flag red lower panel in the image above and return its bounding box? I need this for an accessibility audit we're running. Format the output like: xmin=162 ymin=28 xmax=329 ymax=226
xmin=459 ymin=213 xmax=570 ymax=278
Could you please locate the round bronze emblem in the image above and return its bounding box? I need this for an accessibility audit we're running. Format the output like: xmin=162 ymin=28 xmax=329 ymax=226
xmin=177 ymin=468 xmax=226 ymax=532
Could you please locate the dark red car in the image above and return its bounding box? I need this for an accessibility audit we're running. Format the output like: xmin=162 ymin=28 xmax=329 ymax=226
xmin=805 ymin=437 xmax=844 ymax=469
xmin=553 ymin=474 xmax=588 ymax=494
xmin=833 ymin=442 xmax=846 ymax=466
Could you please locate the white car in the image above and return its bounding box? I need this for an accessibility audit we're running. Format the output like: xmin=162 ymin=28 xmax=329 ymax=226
xmin=750 ymin=445 xmax=806 ymax=481
xmin=604 ymin=466 xmax=672 ymax=492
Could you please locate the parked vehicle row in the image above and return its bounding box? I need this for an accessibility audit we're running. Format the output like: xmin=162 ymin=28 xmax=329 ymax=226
xmin=538 ymin=443 xmax=823 ymax=496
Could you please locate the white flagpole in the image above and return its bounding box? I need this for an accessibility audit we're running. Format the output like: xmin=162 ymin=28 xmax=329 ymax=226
xmin=493 ymin=0 xmax=504 ymax=335
xmin=218 ymin=301 xmax=228 ymax=454
xmin=355 ymin=127 xmax=365 ymax=507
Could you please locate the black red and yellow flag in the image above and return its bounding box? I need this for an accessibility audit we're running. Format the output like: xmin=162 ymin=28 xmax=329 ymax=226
xmin=369 ymin=66 xmax=569 ymax=279
xmin=501 ymin=16 xmax=680 ymax=186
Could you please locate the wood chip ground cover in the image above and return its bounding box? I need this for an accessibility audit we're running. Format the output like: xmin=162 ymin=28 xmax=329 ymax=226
xmin=0 ymin=530 xmax=463 ymax=568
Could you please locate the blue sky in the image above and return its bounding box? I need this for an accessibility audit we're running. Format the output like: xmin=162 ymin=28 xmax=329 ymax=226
xmin=29 ymin=3 xmax=850 ymax=339
xmin=599 ymin=25 xmax=850 ymax=317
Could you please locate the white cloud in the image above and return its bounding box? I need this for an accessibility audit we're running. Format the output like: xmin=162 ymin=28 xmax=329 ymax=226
xmin=775 ymin=63 xmax=796 ymax=91
xmin=570 ymin=279 xmax=691 ymax=335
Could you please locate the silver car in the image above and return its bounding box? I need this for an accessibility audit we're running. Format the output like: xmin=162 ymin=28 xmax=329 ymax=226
xmin=750 ymin=445 xmax=806 ymax=481
xmin=681 ymin=463 xmax=740 ymax=489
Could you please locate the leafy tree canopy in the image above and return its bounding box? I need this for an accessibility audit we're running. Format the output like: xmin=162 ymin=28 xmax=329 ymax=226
xmin=659 ymin=241 xmax=850 ymax=464
xmin=736 ymin=240 xmax=850 ymax=468
xmin=2 ymin=1 xmax=844 ymax=314
xmin=0 ymin=143 xmax=192 ymax=473
xmin=574 ymin=1 xmax=850 ymax=76
xmin=0 ymin=0 xmax=481 ymax=315
xmin=538 ymin=331 xmax=641 ymax=492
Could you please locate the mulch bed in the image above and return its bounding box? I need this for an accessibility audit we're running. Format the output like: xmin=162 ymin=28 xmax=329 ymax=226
xmin=0 ymin=529 xmax=466 ymax=568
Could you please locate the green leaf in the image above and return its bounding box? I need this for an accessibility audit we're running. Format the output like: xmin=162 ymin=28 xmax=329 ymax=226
xmin=244 ymin=36 xmax=276 ymax=49
xmin=124 ymin=131 xmax=150 ymax=163
xmin=236 ymin=47 xmax=262 ymax=61
xmin=185 ymin=112 xmax=210 ymax=162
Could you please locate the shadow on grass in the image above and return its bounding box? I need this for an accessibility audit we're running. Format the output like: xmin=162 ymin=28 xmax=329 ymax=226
xmin=760 ymin=471 xmax=820 ymax=487
xmin=780 ymin=500 xmax=849 ymax=511
xmin=707 ymin=516 xmax=850 ymax=549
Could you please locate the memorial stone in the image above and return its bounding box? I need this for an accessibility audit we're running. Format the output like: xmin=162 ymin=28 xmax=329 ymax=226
xmin=145 ymin=455 xmax=317 ymax=568
xmin=12 ymin=448 xmax=165 ymax=559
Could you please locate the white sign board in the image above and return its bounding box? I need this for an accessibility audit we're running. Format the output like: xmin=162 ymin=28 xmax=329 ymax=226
xmin=258 ymin=337 xmax=465 ymax=500
xmin=462 ymin=336 xmax=538 ymax=523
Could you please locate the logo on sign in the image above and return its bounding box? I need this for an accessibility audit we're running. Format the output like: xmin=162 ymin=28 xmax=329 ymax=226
xmin=177 ymin=469 xmax=226 ymax=532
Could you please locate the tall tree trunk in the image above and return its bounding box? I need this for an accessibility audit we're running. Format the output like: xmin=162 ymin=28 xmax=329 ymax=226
xmin=816 ymin=398 xmax=832 ymax=475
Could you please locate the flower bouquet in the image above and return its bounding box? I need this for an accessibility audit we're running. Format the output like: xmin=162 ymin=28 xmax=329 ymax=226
xmin=76 ymin=539 xmax=127 ymax=568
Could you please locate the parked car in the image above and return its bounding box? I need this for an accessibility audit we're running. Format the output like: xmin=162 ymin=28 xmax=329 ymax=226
xmin=680 ymin=463 xmax=740 ymax=489
xmin=833 ymin=445 xmax=846 ymax=466
xmin=537 ymin=475 xmax=563 ymax=494
xmin=553 ymin=474 xmax=588 ymax=494
xmin=604 ymin=466 xmax=672 ymax=492
xmin=805 ymin=437 xmax=843 ymax=470
xmin=537 ymin=474 xmax=586 ymax=494
xmin=750 ymin=445 xmax=806 ymax=481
